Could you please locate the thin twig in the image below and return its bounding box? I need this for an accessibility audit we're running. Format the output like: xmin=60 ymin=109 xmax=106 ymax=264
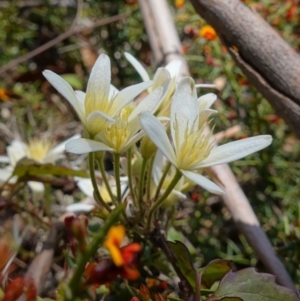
xmin=0 ymin=13 xmax=129 ymax=76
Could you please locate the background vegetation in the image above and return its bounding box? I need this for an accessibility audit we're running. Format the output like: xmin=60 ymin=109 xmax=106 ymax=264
xmin=0 ymin=0 xmax=299 ymax=291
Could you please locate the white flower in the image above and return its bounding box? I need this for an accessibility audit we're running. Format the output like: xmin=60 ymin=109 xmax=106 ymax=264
xmin=125 ymin=52 xmax=181 ymax=115
xmin=0 ymin=135 xmax=79 ymax=201
xmin=140 ymin=77 xmax=273 ymax=195
xmin=43 ymin=54 xmax=153 ymax=137
xmin=65 ymin=86 xmax=164 ymax=155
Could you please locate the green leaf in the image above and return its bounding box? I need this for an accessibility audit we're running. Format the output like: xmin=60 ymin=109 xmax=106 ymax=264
xmin=61 ymin=74 xmax=84 ymax=90
xmin=13 ymin=158 xmax=89 ymax=178
xmin=207 ymin=268 xmax=299 ymax=301
xmin=200 ymin=259 xmax=233 ymax=289
xmin=167 ymin=240 xmax=197 ymax=290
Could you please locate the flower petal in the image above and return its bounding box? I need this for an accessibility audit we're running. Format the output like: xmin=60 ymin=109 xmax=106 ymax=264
xmin=109 ymin=81 xmax=153 ymax=116
xmin=43 ymin=70 xmax=85 ymax=123
xmin=196 ymin=135 xmax=273 ymax=168
xmin=65 ymin=138 xmax=113 ymax=154
xmin=165 ymin=60 xmax=182 ymax=78
xmin=129 ymin=86 xmax=163 ymax=121
xmin=44 ymin=134 xmax=81 ymax=163
xmin=170 ymin=77 xmax=199 ymax=150
xmin=124 ymin=52 xmax=150 ymax=82
xmin=86 ymin=111 xmax=115 ymax=135
xmin=140 ymin=111 xmax=176 ymax=166
xmin=181 ymin=170 xmax=224 ymax=195
xmin=198 ymin=93 xmax=217 ymax=110
xmin=85 ymin=54 xmax=111 ymax=116
xmin=66 ymin=203 xmax=95 ymax=213
xmin=28 ymin=181 xmax=45 ymax=201
xmin=0 ymin=156 xmax=10 ymax=163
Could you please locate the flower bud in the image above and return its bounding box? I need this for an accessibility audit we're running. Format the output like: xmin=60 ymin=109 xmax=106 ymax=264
xmin=140 ymin=136 xmax=157 ymax=159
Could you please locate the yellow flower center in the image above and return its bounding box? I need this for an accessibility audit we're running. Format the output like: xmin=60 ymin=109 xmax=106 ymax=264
xmin=176 ymin=121 xmax=214 ymax=170
xmin=102 ymin=105 xmax=134 ymax=153
xmin=25 ymin=139 xmax=52 ymax=162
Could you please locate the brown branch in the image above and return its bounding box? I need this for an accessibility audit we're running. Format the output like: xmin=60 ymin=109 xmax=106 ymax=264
xmin=0 ymin=13 xmax=129 ymax=76
xmin=189 ymin=0 xmax=300 ymax=138
xmin=138 ymin=0 xmax=296 ymax=290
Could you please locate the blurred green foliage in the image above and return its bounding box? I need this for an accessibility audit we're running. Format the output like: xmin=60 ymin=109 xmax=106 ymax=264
xmin=0 ymin=0 xmax=299 ymax=289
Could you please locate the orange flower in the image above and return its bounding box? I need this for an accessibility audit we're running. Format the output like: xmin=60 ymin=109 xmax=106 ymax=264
xmin=175 ymin=0 xmax=184 ymax=9
xmin=104 ymin=225 xmax=126 ymax=266
xmin=199 ymin=25 xmax=217 ymax=41
xmin=0 ymin=88 xmax=9 ymax=101
xmin=85 ymin=225 xmax=142 ymax=286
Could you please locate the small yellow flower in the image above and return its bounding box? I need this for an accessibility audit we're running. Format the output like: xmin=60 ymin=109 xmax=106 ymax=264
xmin=199 ymin=25 xmax=217 ymax=41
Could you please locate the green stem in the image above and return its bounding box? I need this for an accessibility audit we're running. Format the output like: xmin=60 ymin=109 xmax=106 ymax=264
xmin=127 ymin=147 xmax=136 ymax=207
xmin=146 ymin=156 xmax=155 ymax=201
xmin=67 ymin=205 xmax=124 ymax=300
xmin=154 ymin=162 xmax=172 ymax=202
xmin=88 ymin=153 xmax=111 ymax=212
xmin=138 ymin=158 xmax=148 ymax=203
xmin=113 ymin=153 xmax=121 ymax=203
xmin=97 ymin=157 xmax=118 ymax=207
xmin=147 ymin=169 xmax=182 ymax=230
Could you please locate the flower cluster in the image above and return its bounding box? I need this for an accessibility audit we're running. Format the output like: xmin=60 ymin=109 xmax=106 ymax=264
xmin=43 ymin=52 xmax=272 ymax=228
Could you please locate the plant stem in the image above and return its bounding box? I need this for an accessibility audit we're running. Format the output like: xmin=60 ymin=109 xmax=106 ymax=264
xmin=88 ymin=153 xmax=111 ymax=212
xmin=146 ymin=156 xmax=155 ymax=201
xmin=154 ymin=161 xmax=171 ymax=201
xmin=67 ymin=205 xmax=124 ymax=300
xmin=113 ymin=153 xmax=121 ymax=203
xmin=97 ymin=157 xmax=118 ymax=207
xmin=147 ymin=169 xmax=182 ymax=230
xmin=127 ymin=147 xmax=136 ymax=207
xmin=138 ymin=158 xmax=148 ymax=203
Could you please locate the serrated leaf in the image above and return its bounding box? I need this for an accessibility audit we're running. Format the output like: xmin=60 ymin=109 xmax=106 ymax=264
xmin=61 ymin=74 xmax=84 ymax=89
xmin=207 ymin=268 xmax=299 ymax=301
xmin=167 ymin=240 xmax=197 ymax=289
xmin=200 ymin=259 xmax=233 ymax=289
xmin=13 ymin=158 xmax=88 ymax=178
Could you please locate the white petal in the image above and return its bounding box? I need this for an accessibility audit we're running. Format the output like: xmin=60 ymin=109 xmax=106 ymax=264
xmin=129 ymin=86 xmax=163 ymax=121
xmin=152 ymin=150 xmax=164 ymax=185
xmin=0 ymin=156 xmax=10 ymax=163
xmin=77 ymin=178 xmax=94 ymax=198
xmin=196 ymin=135 xmax=273 ymax=168
xmin=198 ymin=93 xmax=217 ymax=110
xmin=44 ymin=134 xmax=81 ymax=163
xmin=121 ymin=130 xmax=145 ymax=153
xmin=170 ymin=77 xmax=199 ymax=149
xmin=86 ymin=111 xmax=115 ymax=135
xmin=7 ymin=141 xmax=26 ymax=166
xmin=86 ymin=54 xmax=111 ymax=113
xmin=28 ymin=181 xmax=45 ymax=201
xmin=124 ymin=52 xmax=150 ymax=82
xmin=140 ymin=111 xmax=176 ymax=166
xmin=165 ymin=60 xmax=182 ymax=78
xmin=109 ymin=84 xmax=119 ymax=100
xmin=153 ymin=68 xmax=171 ymax=88
xmin=66 ymin=138 xmax=113 ymax=154
xmin=109 ymin=81 xmax=153 ymax=116
xmin=181 ymin=170 xmax=224 ymax=195
xmin=195 ymin=84 xmax=216 ymax=88
xmin=43 ymin=70 xmax=85 ymax=122
xmin=75 ymin=90 xmax=86 ymax=113
xmin=66 ymin=203 xmax=95 ymax=213
xmin=0 ymin=168 xmax=13 ymax=182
